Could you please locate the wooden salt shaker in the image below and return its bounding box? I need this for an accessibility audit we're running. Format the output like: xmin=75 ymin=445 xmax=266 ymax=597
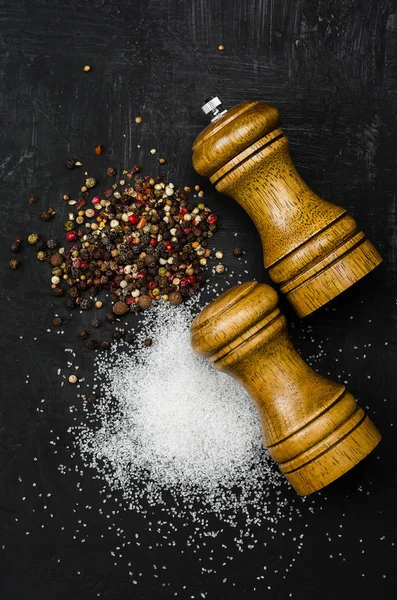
xmin=190 ymin=281 xmax=381 ymax=495
xmin=192 ymin=98 xmax=382 ymax=317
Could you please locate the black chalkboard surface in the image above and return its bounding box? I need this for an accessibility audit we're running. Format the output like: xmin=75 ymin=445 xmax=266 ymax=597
xmin=0 ymin=1 xmax=396 ymax=599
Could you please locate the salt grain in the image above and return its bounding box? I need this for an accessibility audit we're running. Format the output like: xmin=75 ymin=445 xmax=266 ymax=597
xmin=74 ymin=300 xmax=292 ymax=537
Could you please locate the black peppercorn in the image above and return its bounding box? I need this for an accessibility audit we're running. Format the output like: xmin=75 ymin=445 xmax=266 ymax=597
xmin=87 ymin=340 xmax=99 ymax=350
xmin=125 ymin=333 xmax=134 ymax=344
xmin=86 ymin=394 xmax=98 ymax=403
xmin=144 ymin=337 xmax=152 ymax=347
xmin=100 ymin=341 xmax=110 ymax=351
xmin=106 ymin=312 xmax=116 ymax=323
xmin=91 ymin=318 xmax=101 ymax=328
xmin=112 ymin=330 xmax=123 ymax=341
xmin=53 ymin=287 xmax=65 ymax=297
xmin=77 ymin=328 xmax=88 ymax=340
xmin=233 ymin=247 xmax=242 ymax=257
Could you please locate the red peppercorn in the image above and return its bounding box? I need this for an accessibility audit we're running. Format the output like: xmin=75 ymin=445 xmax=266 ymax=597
xmin=66 ymin=231 xmax=77 ymax=242
xmin=182 ymin=227 xmax=191 ymax=235
xmin=92 ymin=196 xmax=101 ymax=205
xmin=207 ymin=213 xmax=217 ymax=224
xmin=148 ymin=280 xmax=157 ymax=289
xmin=180 ymin=207 xmax=188 ymax=215
xmin=72 ymin=258 xmax=81 ymax=268
xmin=80 ymin=261 xmax=89 ymax=271
xmin=180 ymin=277 xmax=189 ymax=287
xmin=126 ymin=296 xmax=135 ymax=305
xmin=149 ymin=237 xmax=157 ymax=247
xmin=165 ymin=242 xmax=173 ymax=253
xmin=136 ymin=271 xmax=145 ymax=279
xmin=128 ymin=214 xmax=139 ymax=224
xmin=187 ymin=275 xmax=196 ymax=285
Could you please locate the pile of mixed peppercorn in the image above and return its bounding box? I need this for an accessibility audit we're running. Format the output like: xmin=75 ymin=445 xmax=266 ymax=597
xmin=37 ymin=170 xmax=218 ymax=315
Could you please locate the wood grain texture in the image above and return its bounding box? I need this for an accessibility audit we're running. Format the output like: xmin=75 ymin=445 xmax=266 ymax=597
xmin=191 ymin=281 xmax=381 ymax=495
xmin=193 ymin=101 xmax=383 ymax=316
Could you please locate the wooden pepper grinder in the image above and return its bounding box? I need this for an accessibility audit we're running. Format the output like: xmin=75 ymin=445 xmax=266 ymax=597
xmin=192 ymin=98 xmax=382 ymax=317
xmin=190 ymin=281 xmax=381 ymax=495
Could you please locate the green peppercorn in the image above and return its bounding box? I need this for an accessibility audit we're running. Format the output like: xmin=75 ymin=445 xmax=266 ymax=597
xmin=86 ymin=177 xmax=96 ymax=189
xmin=28 ymin=233 xmax=39 ymax=245
xmin=37 ymin=251 xmax=48 ymax=261
xmin=158 ymin=267 xmax=167 ymax=276
xmin=9 ymin=258 xmax=19 ymax=269
xmin=52 ymin=267 xmax=63 ymax=277
xmin=64 ymin=220 xmax=75 ymax=231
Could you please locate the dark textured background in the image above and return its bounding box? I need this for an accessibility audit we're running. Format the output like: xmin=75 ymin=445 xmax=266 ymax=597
xmin=1 ymin=0 xmax=397 ymax=598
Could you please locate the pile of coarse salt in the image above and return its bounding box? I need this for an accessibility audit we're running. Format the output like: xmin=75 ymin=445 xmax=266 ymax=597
xmin=72 ymin=300 xmax=297 ymax=543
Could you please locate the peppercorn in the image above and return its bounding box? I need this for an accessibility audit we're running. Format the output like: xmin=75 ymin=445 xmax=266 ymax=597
xmin=9 ymin=258 xmax=19 ymax=269
xmin=28 ymin=195 xmax=37 ymax=205
xmin=37 ymin=251 xmax=47 ymax=261
xmin=77 ymin=328 xmax=88 ymax=340
xmin=83 ymin=65 xmax=91 ymax=72
xmin=40 ymin=208 xmax=55 ymax=221
xmin=66 ymin=160 xmax=76 ymax=169
xmin=169 ymin=291 xmax=183 ymax=305
xmin=79 ymin=299 xmax=92 ymax=310
xmin=36 ymin=240 xmax=46 ymax=251
xmin=100 ymin=341 xmax=110 ymax=351
xmin=46 ymin=239 xmax=57 ymax=250
xmin=138 ymin=295 xmax=152 ymax=311
xmin=86 ymin=177 xmax=96 ymax=189
xmin=50 ymin=253 xmax=63 ymax=267
xmin=144 ymin=337 xmax=152 ymax=347
xmin=64 ymin=220 xmax=75 ymax=231
xmin=53 ymin=317 xmax=63 ymax=326
xmin=144 ymin=254 xmax=156 ymax=267
xmin=107 ymin=167 xmax=116 ymax=177
xmin=106 ymin=311 xmax=116 ymax=322
xmin=11 ymin=238 xmax=22 ymax=252
xmin=112 ymin=330 xmax=123 ymax=341
xmin=68 ymin=375 xmax=78 ymax=384
xmin=125 ymin=333 xmax=134 ymax=344
xmin=87 ymin=340 xmax=99 ymax=350
xmin=91 ymin=318 xmax=100 ymax=328
xmin=233 ymin=247 xmax=242 ymax=257
xmin=215 ymin=264 xmax=225 ymax=273
xmin=112 ymin=301 xmax=129 ymax=316
xmin=28 ymin=233 xmax=39 ymax=245
xmin=53 ymin=287 xmax=65 ymax=297
xmin=86 ymin=393 xmax=98 ymax=403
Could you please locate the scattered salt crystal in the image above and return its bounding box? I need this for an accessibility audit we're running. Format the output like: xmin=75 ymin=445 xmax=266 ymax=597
xmin=73 ymin=300 xmax=292 ymax=540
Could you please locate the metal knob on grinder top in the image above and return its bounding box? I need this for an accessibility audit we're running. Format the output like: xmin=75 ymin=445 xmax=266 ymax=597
xmin=190 ymin=281 xmax=381 ymax=496
xmin=193 ymin=98 xmax=382 ymax=318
